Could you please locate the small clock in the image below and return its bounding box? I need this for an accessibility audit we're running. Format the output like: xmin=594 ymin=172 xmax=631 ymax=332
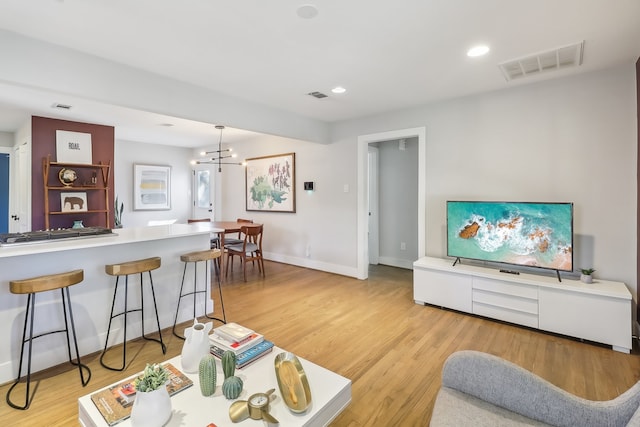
xmin=229 ymin=388 xmax=279 ymax=424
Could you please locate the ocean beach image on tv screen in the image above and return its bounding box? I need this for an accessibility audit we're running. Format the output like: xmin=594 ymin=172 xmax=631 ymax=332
xmin=447 ymin=201 xmax=573 ymax=271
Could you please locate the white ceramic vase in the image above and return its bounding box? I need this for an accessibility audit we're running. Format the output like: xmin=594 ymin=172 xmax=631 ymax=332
xmin=180 ymin=319 xmax=213 ymax=373
xmin=580 ymin=274 xmax=593 ymax=284
xmin=130 ymin=387 xmax=172 ymax=427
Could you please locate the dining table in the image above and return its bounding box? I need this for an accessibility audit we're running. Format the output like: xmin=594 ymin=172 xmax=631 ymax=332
xmin=209 ymin=221 xmax=262 ymax=278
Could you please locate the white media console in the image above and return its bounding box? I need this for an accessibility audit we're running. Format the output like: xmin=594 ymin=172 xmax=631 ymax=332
xmin=413 ymin=256 xmax=632 ymax=353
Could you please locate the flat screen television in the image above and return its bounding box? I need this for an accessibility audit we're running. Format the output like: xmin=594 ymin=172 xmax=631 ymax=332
xmin=447 ymin=201 xmax=573 ymax=281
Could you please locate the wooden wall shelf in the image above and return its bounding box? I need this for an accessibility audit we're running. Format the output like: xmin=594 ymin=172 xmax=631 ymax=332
xmin=42 ymin=155 xmax=112 ymax=229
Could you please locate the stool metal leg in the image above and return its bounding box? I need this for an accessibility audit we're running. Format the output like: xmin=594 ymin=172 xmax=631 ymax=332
xmin=173 ymin=259 xmax=226 ymax=340
xmin=61 ymin=287 xmax=91 ymax=386
xmin=205 ymin=258 xmax=227 ymax=323
xmin=7 ymin=289 xmax=91 ymax=410
xmin=172 ymin=261 xmax=191 ymax=339
xmin=6 ymin=293 xmax=36 ymax=410
xmin=101 ymin=271 xmax=165 ymax=371
xmin=141 ymin=271 xmax=166 ymax=354
xmin=100 ymin=275 xmax=128 ymax=371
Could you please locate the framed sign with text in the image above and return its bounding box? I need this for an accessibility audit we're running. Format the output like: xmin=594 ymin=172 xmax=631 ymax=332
xmin=56 ymin=130 xmax=93 ymax=164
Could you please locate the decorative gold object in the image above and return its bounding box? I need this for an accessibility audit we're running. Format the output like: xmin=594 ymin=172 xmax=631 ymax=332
xmin=274 ymin=352 xmax=311 ymax=413
xmin=228 ymin=388 xmax=278 ymax=424
xmin=58 ymin=168 xmax=78 ymax=186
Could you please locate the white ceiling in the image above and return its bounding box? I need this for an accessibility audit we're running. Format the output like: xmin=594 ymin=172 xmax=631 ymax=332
xmin=0 ymin=0 xmax=638 ymax=147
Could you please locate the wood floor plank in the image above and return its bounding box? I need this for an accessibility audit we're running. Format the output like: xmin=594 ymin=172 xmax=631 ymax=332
xmin=1 ymin=261 xmax=639 ymax=426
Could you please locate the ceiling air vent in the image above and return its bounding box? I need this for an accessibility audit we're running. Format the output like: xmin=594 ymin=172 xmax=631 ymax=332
xmin=307 ymin=91 xmax=328 ymax=99
xmin=52 ymin=103 xmax=73 ymax=110
xmin=498 ymin=41 xmax=584 ymax=82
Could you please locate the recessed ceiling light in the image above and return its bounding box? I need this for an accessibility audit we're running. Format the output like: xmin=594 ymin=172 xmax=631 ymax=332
xmin=467 ymin=45 xmax=490 ymax=57
xmin=297 ymin=4 xmax=319 ymax=19
xmin=331 ymin=86 xmax=346 ymax=94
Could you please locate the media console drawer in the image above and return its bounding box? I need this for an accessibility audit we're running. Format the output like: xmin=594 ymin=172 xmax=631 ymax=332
xmin=473 ymin=301 xmax=539 ymax=329
xmin=473 ymin=277 xmax=538 ymax=300
xmin=472 ymin=288 xmax=538 ymax=315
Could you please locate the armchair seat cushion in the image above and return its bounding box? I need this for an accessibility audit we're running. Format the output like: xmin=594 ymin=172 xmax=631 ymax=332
xmin=430 ymin=351 xmax=640 ymax=427
xmin=432 ymin=387 xmax=550 ymax=426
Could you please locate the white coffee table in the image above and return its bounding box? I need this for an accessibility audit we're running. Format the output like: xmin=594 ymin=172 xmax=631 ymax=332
xmin=78 ymin=347 xmax=351 ymax=427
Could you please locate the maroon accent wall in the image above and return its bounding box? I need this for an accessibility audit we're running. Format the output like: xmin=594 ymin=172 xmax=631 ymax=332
xmin=31 ymin=116 xmax=115 ymax=230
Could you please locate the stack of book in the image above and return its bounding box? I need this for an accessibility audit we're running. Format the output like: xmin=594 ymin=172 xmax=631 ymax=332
xmin=209 ymin=322 xmax=274 ymax=369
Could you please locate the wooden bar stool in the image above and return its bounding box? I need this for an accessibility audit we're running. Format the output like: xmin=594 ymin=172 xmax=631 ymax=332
xmin=172 ymin=248 xmax=226 ymax=339
xmin=100 ymin=257 xmax=166 ymax=371
xmin=7 ymin=269 xmax=91 ymax=410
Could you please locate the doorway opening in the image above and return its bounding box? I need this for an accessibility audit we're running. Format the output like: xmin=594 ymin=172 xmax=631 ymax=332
xmin=357 ymin=127 xmax=426 ymax=280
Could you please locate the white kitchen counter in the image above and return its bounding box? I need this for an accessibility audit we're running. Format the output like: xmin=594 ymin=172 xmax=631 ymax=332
xmin=0 ymin=224 xmax=217 ymax=384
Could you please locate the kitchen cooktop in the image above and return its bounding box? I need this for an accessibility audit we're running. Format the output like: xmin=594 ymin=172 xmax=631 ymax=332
xmin=0 ymin=226 xmax=114 ymax=246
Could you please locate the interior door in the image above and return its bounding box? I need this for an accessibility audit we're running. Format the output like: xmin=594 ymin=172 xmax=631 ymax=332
xmin=13 ymin=143 xmax=30 ymax=232
xmin=192 ymin=167 xmax=214 ymax=220
xmin=0 ymin=152 xmax=9 ymax=233
xmin=368 ymin=146 xmax=379 ymax=264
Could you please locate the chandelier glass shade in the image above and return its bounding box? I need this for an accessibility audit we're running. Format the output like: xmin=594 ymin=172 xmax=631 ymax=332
xmin=193 ymin=125 xmax=245 ymax=172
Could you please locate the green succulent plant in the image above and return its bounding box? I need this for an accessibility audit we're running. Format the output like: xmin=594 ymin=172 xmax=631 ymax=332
xmin=133 ymin=363 xmax=169 ymax=392
xmin=114 ymin=196 xmax=124 ymax=227
xmin=580 ymin=268 xmax=595 ymax=275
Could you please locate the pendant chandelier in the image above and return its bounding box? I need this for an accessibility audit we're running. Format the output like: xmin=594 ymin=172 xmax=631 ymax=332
xmin=194 ymin=125 xmax=245 ymax=172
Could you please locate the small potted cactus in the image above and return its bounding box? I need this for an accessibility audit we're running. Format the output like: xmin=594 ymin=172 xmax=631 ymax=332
xmin=130 ymin=364 xmax=172 ymax=427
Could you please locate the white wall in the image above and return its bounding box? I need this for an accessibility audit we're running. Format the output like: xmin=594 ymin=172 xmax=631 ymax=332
xmin=0 ymin=131 xmax=12 ymax=147
xmin=332 ymin=65 xmax=638 ymax=296
xmin=378 ymin=137 xmax=419 ymax=268
xmin=114 ymin=140 xmax=193 ymax=227
xmin=198 ymin=134 xmax=360 ymax=277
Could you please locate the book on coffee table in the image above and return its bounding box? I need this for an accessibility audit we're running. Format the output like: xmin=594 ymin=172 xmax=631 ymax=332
xmin=90 ymin=363 xmax=192 ymax=426
xmin=209 ymin=331 xmax=264 ymax=355
xmin=211 ymin=339 xmax=275 ymax=369
xmin=213 ymin=322 xmax=255 ymax=343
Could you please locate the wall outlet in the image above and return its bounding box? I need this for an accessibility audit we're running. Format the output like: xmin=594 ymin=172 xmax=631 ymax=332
xmin=400 ymin=242 xmax=406 ymax=251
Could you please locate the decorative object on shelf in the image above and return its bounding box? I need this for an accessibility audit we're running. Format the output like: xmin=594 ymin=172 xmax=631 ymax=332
xmin=193 ymin=125 xmax=245 ymax=172
xmin=56 ymin=130 xmax=93 ymax=164
xmin=61 ymin=192 xmax=88 ymax=212
xmin=114 ymin=196 xmax=124 ymax=228
xmin=221 ymin=351 xmax=243 ymax=399
xmin=245 ymin=152 xmax=296 ymax=213
xmin=180 ymin=319 xmax=213 ymax=373
xmin=274 ymin=352 xmax=312 ymax=413
xmin=228 ymin=388 xmax=279 ymax=424
xmin=199 ymin=354 xmax=217 ymax=397
xmin=130 ymin=364 xmax=172 ymax=427
xmin=133 ymin=164 xmax=171 ymax=211
xmin=58 ymin=168 xmax=78 ymax=186
xmin=580 ymin=268 xmax=595 ymax=284
xmin=72 ymin=220 xmax=84 ymax=229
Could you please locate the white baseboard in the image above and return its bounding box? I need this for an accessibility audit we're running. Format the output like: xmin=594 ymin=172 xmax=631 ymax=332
xmin=264 ymin=252 xmax=359 ymax=278
xmin=377 ymin=257 xmax=414 ymax=270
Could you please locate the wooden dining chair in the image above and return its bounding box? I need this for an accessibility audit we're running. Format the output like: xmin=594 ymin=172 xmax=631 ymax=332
xmin=187 ymin=218 xmax=219 ymax=249
xmin=225 ymin=224 xmax=265 ymax=281
xmin=223 ymin=218 xmax=253 ymax=246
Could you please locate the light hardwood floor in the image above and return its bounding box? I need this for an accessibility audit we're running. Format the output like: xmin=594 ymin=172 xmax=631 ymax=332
xmin=1 ymin=261 xmax=639 ymax=426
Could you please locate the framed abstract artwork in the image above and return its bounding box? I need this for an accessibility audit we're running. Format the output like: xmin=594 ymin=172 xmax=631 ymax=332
xmin=245 ymin=153 xmax=295 ymax=212
xmin=133 ymin=164 xmax=171 ymax=210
